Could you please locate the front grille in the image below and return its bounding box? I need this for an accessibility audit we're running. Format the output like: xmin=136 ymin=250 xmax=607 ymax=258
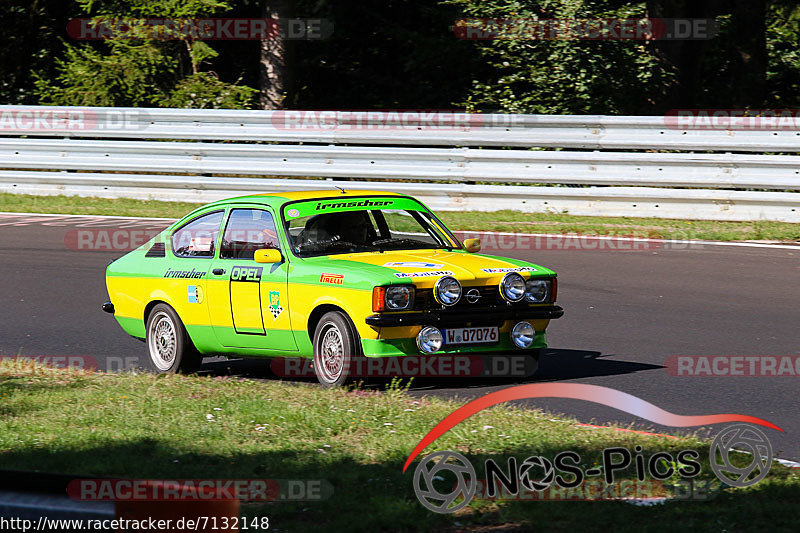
xmin=414 ymin=285 xmax=501 ymax=310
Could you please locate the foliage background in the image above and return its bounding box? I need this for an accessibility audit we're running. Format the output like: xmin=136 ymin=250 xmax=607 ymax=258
xmin=1 ymin=0 xmax=798 ymax=112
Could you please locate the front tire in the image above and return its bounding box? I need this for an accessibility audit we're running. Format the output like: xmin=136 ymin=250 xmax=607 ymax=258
xmin=145 ymin=303 xmax=201 ymax=374
xmin=312 ymin=311 xmax=359 ymax=388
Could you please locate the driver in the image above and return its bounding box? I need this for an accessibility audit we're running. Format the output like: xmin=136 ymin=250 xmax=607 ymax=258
xmin=330 ymin=211 xmax=372 ymax=245
xmin=300 ymin=211 xmax=374 ymax=247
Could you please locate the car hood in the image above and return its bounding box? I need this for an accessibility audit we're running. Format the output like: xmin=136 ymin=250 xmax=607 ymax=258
xmin=311 ymin=249 xmax=555 ymax=288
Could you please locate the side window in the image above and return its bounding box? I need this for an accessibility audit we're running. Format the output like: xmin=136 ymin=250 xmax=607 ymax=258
xmin=171 ymin=211 xmax=223 ymax=258
xmin=220 ymin=209 xmax=280 ymax=260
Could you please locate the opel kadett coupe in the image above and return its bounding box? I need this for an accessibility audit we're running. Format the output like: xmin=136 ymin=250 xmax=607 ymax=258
xmin=103 ymin=190 xmax=563 ymax=387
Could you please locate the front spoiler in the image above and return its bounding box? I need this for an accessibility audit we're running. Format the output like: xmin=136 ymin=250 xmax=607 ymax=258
xmin=365 ymin=305 xmax=564 ymax=327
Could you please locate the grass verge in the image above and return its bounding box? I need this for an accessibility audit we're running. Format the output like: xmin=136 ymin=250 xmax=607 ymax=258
xmin=2 ymin=192 xmax=800 ymax=242
xmin=0 ymin=361 xmax=798 ymax=532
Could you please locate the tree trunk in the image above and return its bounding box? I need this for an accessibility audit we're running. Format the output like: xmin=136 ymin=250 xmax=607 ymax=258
xmin=259 ymin=0 xmax=290 ymax=109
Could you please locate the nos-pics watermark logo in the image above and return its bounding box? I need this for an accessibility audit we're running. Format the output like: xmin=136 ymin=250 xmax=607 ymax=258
xmin=402 ymin=384 xmax=781 ymax=514
xmin=412 ymin=424 xmax=772 ymax=513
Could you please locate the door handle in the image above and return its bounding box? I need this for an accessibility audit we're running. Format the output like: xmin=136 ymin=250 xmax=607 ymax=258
xmin=212 ymin=268 xmax=225 ymax=275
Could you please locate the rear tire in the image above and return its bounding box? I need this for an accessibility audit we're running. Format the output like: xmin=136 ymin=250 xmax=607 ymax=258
xmin=312 ymin=311 xmax=359 ymax=388
xmin=145 ymin=303 xmax=202 ymax=374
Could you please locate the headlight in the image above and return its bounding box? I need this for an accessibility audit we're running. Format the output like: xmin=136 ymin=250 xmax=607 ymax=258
xmin=417 ymin=326 xmax=443 ymax=353
xmin=434 ymin=276 xmax=462 ymax=306
xmin=386 ymin=286 xmax=413 ymax=310
xmin=500 ymin=272 xmax=526 ymax=302
xmin=525 ymin=279 xmax=550 ymax=303
xmin=372 ymin=285 xmax=414 ymax=311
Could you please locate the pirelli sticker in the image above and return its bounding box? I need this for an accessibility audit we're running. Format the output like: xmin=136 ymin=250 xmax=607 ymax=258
xmin=320 ymin=273 xmax=344 ymax=285
xmin=230 ymin=266 xmax=263 ymax=282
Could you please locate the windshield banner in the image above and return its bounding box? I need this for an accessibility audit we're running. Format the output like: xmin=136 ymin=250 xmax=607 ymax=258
xmin=284 ymin=197 xmax=425 ymax=219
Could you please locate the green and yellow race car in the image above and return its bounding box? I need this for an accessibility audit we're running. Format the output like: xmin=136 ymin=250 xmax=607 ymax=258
xmin=103 ymin=190 xmax=563 ymax=387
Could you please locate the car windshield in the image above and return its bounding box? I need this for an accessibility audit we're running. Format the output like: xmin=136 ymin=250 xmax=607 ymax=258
xmin=283 ymin=197 xmax=460 ymax=257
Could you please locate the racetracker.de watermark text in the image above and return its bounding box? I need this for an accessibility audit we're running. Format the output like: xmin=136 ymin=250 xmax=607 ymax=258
xmin=666 ymin=355 xmax=800 ymax=377
xmin=67 ymin=18 xmax=333 ymax=40
xmin=453 ymin=18 xmax=718 ymax=41
xmin=69 ymin=478 xmax=332 ymax=502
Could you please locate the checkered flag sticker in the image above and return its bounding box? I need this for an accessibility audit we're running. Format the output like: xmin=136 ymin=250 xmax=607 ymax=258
xmin=268 ymin=290 xmax=283 ymax=320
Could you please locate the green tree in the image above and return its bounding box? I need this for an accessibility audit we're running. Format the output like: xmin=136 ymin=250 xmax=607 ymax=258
xmin=451 ymin=0 xmax=799 ymax=114
xmin=445 ymin=0 xmax=674 ymax=114
xmin=766 ymin=0 xmax=800 ymax=107
xmin=34 ymin=0 xmax=256 ymax=108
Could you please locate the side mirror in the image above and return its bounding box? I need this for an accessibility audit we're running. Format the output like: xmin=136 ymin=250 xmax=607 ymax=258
xmin=463 ymin=238 xmax=481 ymax=253
xmin=254 ymin=249 xmax=283 ymax=264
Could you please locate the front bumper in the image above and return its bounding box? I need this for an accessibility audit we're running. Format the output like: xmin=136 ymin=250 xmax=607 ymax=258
xmin=360 ymin=329 xmax=547 ymax=357
xmin=365 ymin=305 xmax=564 ymax=327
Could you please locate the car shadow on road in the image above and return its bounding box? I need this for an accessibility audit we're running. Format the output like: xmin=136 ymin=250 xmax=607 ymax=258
xmin=195 ymin=348 xmax=664 ymax=392
xmin=536 ymin=348 xmax=664 ymax=381
xmin=400 ymin=348 xmax=664 ymax=392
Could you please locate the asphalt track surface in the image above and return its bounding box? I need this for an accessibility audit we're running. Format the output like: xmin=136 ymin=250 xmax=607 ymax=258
xmin=1 ymin=213 xmax=799 ymax=460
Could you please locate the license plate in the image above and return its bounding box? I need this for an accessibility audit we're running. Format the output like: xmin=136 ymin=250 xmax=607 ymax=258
xmin=443 ymin=327 xmax=499 ymax=345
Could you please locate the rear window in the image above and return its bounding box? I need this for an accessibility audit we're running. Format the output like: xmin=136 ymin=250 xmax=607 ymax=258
xmin=171 ymin=211 xmax=224 ymax=258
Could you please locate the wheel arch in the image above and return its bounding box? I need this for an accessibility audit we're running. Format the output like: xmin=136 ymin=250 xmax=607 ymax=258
xmin=307 ymin=304 xmax=361 ymax=352
xmin=144 ymin=299 xmax=170 ymax=324
xmin=144 ymin=300 xmax=199 ymax=352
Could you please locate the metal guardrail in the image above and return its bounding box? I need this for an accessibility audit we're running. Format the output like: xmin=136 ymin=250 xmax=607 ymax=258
xmin=0 ymin=106 xmax=798 ymax=221
xmin=2 ymin=106 xmax=799 ymax=151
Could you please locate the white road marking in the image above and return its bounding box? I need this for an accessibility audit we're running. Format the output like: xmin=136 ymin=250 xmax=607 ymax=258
xmin=0 ymin=212 xmax=174 ymax=229
xmin=0 ymin=212 xmax=176 ymax=221
xmin=774 ymin=457 xmax=800 ymax=468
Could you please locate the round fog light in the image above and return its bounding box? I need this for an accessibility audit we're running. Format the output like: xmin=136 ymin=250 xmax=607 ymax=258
xmin=417 ymin=326 xmax=443 ymax=354
xmin=511 ymin=321 xmax=535 ymax=349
